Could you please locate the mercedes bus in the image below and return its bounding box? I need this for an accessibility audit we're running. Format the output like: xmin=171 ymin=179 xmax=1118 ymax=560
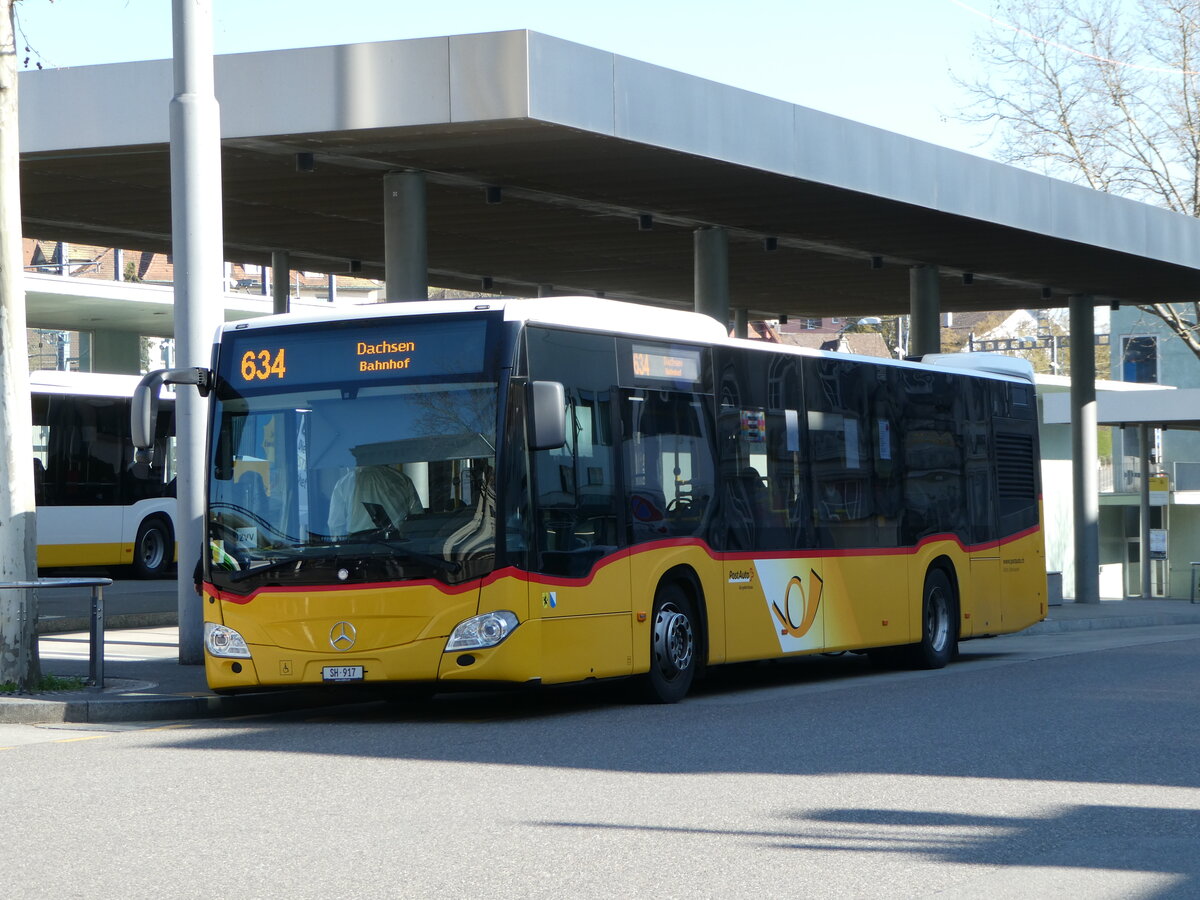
xmin=134 ymin=298 xmax=1046 ymax=701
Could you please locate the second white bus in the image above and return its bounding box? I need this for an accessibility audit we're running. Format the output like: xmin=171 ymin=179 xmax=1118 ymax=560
xmin=32 ymin=370 xmax=177 ymax=577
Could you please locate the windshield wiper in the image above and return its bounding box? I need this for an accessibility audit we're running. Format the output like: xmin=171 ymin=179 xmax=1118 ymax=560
xmin=334 ymin=536 xmax=463 ymax=575
xmin=226 ymin=538 xmax=461 ymax=583
xmin=227 ymin=550 xmax=318 ymax=583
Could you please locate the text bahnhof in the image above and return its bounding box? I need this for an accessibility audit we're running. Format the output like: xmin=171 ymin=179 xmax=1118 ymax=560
xmin=358 ymin=339 xmax=415 ymax=371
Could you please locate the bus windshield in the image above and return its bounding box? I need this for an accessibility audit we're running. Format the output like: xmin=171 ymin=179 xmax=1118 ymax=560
xmin=205 ymin=314 xmax=505 ymax=593
xmin=208 ymin=381 xmax=498 ymax=592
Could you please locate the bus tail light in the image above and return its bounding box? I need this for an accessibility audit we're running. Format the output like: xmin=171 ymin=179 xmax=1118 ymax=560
xmin=446 ymin=611 xmax=519 ymax=651
xmin=205 ymin=622 xmax=252 ymax=658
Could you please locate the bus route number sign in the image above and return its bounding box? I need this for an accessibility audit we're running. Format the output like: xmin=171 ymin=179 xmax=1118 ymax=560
xmin=240 ymin=348 xmax=287 ymax=382
xmin=631 ymin=345 xmax=700 ymax=381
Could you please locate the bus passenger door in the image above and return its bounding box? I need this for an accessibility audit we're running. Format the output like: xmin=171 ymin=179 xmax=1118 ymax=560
xmin=33 ymin=392 xmax=127 ymax=568
xmin=530 ymin=385 xmax=632 ymax=683
xmin=718 ymin=400 xmax=824 ymax=663
xmin=965 ymin=387 xmax=1000 ymax=636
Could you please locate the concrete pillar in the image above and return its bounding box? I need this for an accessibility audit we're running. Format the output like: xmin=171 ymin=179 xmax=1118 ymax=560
xmin=908 ymin=264 xmax=941 ymax=357
xmin=90 ymin=330 xmax=142 ymax=375
xmin=383 ymin=170 xmax=427 ymax=301
xmin=271 ymin=249 xmax=290 ymax=315
xmin=694 ymin=226 xmax=729 ymax=327
xmin=733 ymin=307 xmax=748 ymax=339
xmin=1070 ymin=294 xmax=1100 ymax=603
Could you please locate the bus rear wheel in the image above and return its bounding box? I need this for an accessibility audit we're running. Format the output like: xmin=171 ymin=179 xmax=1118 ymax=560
xmin=640 ymin=582 xmax=697 ymax=704
xmin=907 ymin=568 xmax=956 ymax=669
xmin=132 ymin=516 xmax=173 ymax=579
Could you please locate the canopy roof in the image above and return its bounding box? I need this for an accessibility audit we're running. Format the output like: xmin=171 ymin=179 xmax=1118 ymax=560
xmin=19 ymin=30 xmax=1200 ymax=319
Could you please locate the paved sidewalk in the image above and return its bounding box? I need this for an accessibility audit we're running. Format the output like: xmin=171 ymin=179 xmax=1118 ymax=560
xmin=2 ymin=597 xmax=1199 ymax=724
xmin=1028 ymin=596 xmax=1200 ymax=632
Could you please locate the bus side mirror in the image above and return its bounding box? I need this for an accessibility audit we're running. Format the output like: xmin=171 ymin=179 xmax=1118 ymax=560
xmin=529 ymin=380 xmax=566 ymax=451
xmin=132 ymin=366 xmax=213 ymax=456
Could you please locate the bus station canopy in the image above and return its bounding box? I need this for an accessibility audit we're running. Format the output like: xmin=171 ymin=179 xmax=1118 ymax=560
xmin=1042 ymin=381 xmax=1200 ymax=432
xmin=18 ymin=29 xmax=1200 ymax=322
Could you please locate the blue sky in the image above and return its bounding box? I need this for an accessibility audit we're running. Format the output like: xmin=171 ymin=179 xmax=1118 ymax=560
xmin=12 ymin=0 xmax=997 ymax=156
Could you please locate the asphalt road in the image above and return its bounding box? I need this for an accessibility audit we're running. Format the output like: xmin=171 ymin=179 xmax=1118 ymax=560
xmin=1 ymin=627 xmax=1197 ymax=899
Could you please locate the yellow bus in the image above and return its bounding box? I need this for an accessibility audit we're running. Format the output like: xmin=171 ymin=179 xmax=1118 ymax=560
xmin=135 ymin=298 xmax=1046 ymax=702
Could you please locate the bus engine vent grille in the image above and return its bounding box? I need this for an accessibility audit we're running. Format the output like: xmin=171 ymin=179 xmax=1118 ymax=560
xmin=995 ymin=432 xmax=1036 ymax=499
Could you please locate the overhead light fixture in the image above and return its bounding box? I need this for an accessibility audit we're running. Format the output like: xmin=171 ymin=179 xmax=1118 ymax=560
xmin=481 ymin=276 xmax=494 ymax=291
xmin=1041 ymin=286 xmax=1052 ymax=300
xmin=295 ymin=152 xmax=316 ymax=173
xmin=763 ymin=237 xmax=778 ymax=252
xmin=638 ymin=214 xmax=654 ymax=231
xmin=778 ymin=314 xmax=789 ymax=324
xmin=962 ymin=273 xmax=974 ymax=285
xmin=484 ymin=185 xmax=502 ymax=205
xmin=870 ymin=256 xmax=883 ymax=269
xmin=1110 ymin=299 xmax=1120 ymax=311
xmin=348 ymin=259 xmax=362 ymax=273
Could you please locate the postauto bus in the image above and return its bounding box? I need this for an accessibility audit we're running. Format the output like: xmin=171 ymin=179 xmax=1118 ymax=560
xmin=133 ymin=297 xmax=1046 ymax=702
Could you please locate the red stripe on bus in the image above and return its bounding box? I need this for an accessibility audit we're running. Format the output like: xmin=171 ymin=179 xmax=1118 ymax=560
xmin=208 ymin=524 xmax=1041 ymax=603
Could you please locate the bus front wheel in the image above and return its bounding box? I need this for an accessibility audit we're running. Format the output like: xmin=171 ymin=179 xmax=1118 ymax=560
xmin=132 ymin=516 xmax=173 ymax=579
xmin=908 ymin=568 xmax=957 ymax=669
xmin=641 ymin=582 xmax=698 ymax=704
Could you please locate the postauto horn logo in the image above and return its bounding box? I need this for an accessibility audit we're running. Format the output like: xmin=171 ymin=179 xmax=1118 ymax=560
xmin=772 ymin=571 xmax=824 ymax=639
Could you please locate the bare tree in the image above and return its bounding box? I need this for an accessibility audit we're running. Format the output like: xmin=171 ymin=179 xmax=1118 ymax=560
xmin=958 ymin=0 xmax=1200 ymax=357
xmin=0 ymin=0 xmax=40 ymax=690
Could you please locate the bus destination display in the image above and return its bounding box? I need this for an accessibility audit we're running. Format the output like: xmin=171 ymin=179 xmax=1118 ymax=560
xmin=223 ymin=318 xmax=489 ymax=390
xmin=631 ymin=344 xmax=701 ymax=382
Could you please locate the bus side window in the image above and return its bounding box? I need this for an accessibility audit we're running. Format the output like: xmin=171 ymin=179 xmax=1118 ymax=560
xmin=806 ymin=358 xmax=875 ymax=549
xmin=533 ymin=390 xmax=619 ymax=577
xmin=624 ymin=390 xmax=715 ymax=545
xmin=525 ymin=327 xmax=622 ymax=579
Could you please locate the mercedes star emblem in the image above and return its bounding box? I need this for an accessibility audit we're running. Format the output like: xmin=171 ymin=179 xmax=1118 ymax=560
xmin=329 ymin=621 xmax=357 ymax=651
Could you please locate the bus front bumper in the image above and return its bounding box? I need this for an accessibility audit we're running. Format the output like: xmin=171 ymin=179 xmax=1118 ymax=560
xmin=204 ymin=619 xmax=542 ymax=693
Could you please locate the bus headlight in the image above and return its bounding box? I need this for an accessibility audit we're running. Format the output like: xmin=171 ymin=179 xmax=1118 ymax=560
xmin=204 ymin=622 xmax=252 ymax=658
xmin=446 ymin=611 xmax=519 ymax=651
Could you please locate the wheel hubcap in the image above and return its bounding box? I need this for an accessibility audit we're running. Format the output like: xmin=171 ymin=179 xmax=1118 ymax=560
xmin=927 ymin=587 xmax=949 ymax=652
xmin=653 ymin=602 xmax=693 ymax=678
xmin=141 ymin=531 xmax=164 ymax=569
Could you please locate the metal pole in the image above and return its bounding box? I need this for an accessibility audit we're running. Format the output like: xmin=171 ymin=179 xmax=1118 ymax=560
xmin=1139 ymin=425 xmax=1151 ymax=600
xmin=89 ymin=583 xmax=105 ymax=687
xmin=908 ymin=264 xmax=940 ymax=357
xmin=383 ymin=170 xmax=427 ymax=300
xmin=271 ymin=249 xmax=290 ymax=314
xmin=694 ymin=226 xmax=730 ymax=327
xmin=1070 ymin=295 xmax=1100 ymax=603
xmin=170 ymin=0 xmax=224 ymax=663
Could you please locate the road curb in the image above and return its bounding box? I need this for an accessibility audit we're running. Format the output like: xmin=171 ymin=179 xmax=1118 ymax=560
xmin=36 ymin=612 xmax=178 ymax=635
xmin=0 ymin=684 xmax=368 ymax=725
xmin=1025 ymin=612 xmax=1200 ymax=634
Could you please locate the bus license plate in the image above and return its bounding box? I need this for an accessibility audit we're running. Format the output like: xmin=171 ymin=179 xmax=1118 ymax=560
xmin=322 ymin=666 xmax=364 ymax=682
